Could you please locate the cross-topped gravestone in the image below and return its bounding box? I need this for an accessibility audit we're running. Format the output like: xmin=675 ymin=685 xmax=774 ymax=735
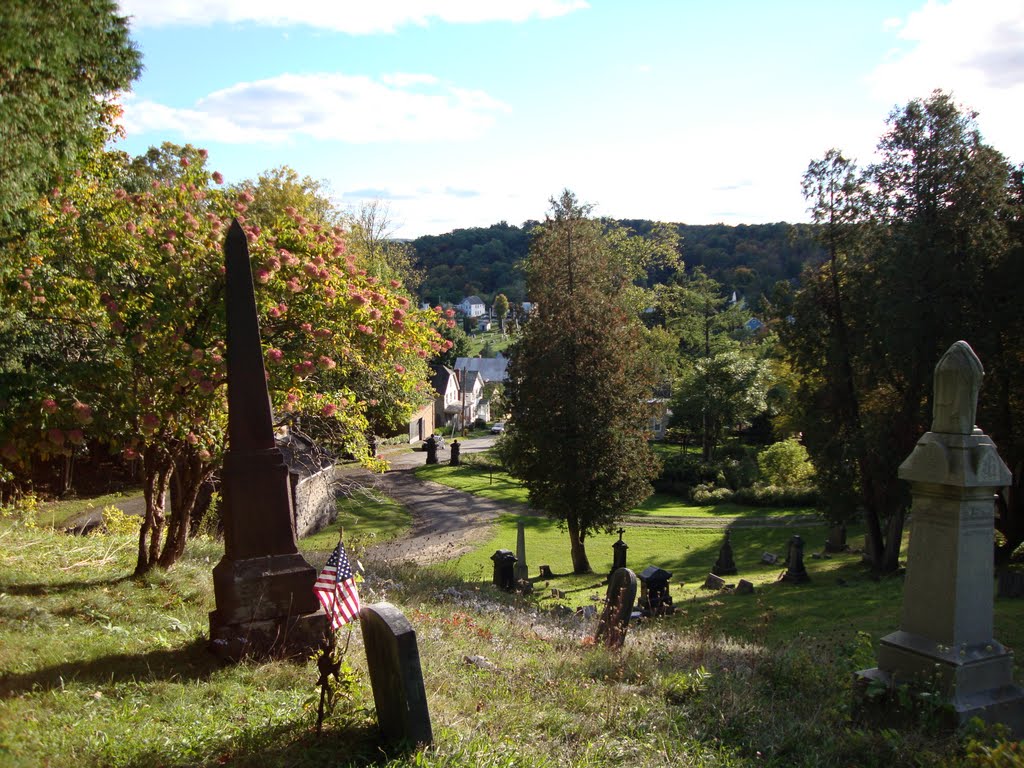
xmin=610 ymin=527 xmax=628 ymax=577
xmin=858 ymin=341 xmax=1024 ymax=734
xmin=209 ymin=220 xmax=327 ymax=661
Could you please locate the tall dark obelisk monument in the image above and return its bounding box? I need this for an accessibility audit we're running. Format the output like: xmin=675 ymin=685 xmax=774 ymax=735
xmin=209 ymin=220 xmax=328 ymax=660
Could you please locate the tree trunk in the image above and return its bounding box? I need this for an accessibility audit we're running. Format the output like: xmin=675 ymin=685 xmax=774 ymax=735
xmin=567 ymin=516 xmax=591 ymax=574
xmin=136 ymin=446 xmax=170 ymax=575
xmin=158 ymin=452 xmax=207 ymax=568
xmin=880 ymin=507 xmax=905 ymax=573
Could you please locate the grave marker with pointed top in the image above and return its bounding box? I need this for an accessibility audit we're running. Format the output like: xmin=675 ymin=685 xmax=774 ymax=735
xmin=209 ymin=220 xmax=328 ymax=661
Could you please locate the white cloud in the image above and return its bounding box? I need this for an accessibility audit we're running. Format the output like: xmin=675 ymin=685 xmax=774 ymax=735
xmin=117 ymin=0 xmax=589 ymax=33
xmin=867 ymin=0 xmax=1024 ymax=159
xmin=120 ymin=72 xmax=511 ymax=144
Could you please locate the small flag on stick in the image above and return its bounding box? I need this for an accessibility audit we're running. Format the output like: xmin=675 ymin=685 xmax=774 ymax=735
xmin=314 ymin=539 xmax=360 ymax=629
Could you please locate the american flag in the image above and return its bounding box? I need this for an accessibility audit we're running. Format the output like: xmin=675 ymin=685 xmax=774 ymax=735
xmin=314 ymin=541 xmax=361 ymax=629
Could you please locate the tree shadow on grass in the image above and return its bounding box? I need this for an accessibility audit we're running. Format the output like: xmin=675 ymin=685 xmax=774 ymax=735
xmin=121 ymin=718 xmax=426 ymax=768
xmin=0 ymin=638 xmax=220 ymax=698
xmin=0 ymin=573 xmax=136 ymax=597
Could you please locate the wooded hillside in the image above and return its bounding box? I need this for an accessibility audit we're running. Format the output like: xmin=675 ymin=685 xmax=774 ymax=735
xmin=411 ymin=220 xmax=824 ymax=305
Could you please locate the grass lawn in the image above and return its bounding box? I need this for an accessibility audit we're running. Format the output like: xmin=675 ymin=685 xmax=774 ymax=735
xmin=415 ymin=464 xmax=815 ymax=520
xmin=415 ymin=463 xmax=529 ymax=507
xmin=2 ymin=491 xmax=1021 ymax=766
xmin=298 ymin=489 xmax=412 ymax=555
xmin=465 ymin=329 xmax=514 ymax=357
xmin=32 ymin=489 xmax=143 ymax=528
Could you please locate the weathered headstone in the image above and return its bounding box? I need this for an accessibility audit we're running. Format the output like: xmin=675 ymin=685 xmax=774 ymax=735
xmin=858 ymin=341 xmax=1024 ymax=734
xmin=490 ymin=549 xmax=516 ymax=591
xmin=711 ymin=530 xmax=738 ymax=576
xmin=360 ymin=602 xmax=432 ymax=746
xmin=735 ymin=579 xmax=755 ymax=595
xmin=538 ymin=564 xmax=554 ymax=579
xmin=702 ymin=572 xmax=726 ymax=590
xmin=638 ymin=565 xmax=674 ymax=616
xmin=594 ymin=567 xmax=637 ymax=649
xmin=998 ymin=570 xmax=1024 ymax=599
xmin=780 ymin=535 xmax=810 ymax=584
xmin=449 ymin=439 xmax=461 ymax=466
xmin=513 ymin=519 xmax=528 ymax=582
xmin=824 ymin=523 xmax=848 ymax=553
xmin=209 ymin=220 xmax=327 ymax=661
xmin=610 ymin=528 xmax=628 ymax=577
xmin=424 ymin=435 xmax=438 ymax=465
xmin=760 ymin=552 xmax=778 ymax=565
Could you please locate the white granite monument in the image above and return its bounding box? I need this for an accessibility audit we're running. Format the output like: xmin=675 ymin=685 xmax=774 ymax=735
xmin=858 ymin=341 xmax=1024 ymax=734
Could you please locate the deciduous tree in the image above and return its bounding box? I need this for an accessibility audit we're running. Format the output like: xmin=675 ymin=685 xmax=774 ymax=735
xmin=0 ymin=1 xmax=140 ymax=224
xmin=0 ymin=144 xmax=443 ymax=573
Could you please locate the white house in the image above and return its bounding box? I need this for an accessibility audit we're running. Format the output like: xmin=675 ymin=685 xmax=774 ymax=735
xmin=430 ymin=363 xmax=491 ymax=430
xmin=457 ymin=295 xmax=487 ymax=318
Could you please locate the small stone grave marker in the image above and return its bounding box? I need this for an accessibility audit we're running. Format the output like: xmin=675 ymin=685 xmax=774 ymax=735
xmin=735 ymin=579 xmax=755 ymax=595
xmin=638 ymin=565 xmax=674 ymax=616
xmin=998 ymin=571 xmax=1024 ymax=599
xmin=702 ymin=572 xmax=726 ymax=590
xmin=761 ymin=552 xmax=778 ymax=565
xmin=780 ymin=535 xmax=810 ymax=584
xmin=594 ymin=567 xmax=637 ymax=649
xmin=360 ymin=602 xmax=432 ymax=746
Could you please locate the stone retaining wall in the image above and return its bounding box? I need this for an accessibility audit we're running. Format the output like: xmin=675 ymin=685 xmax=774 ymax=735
xmin=291 ymin=464 xmax=339 ymax=539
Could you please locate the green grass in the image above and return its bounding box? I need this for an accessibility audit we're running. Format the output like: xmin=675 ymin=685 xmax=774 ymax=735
xmin=629 ymin=493 xmax=816 ymax=519
xmin=2 ymin=488 xmax=1022 ymax=767
xmin=415 ymin=465 xmax=815 ymax=520
xmin=32 ymin=489 xmax=143 ymax=528
xmin=414 ymin=463 xmax=529 ymax=507
xmin=298 ymin=489 xmax=412 ymax=556
xmin=465 ymin=329 xmax=515 ymax=357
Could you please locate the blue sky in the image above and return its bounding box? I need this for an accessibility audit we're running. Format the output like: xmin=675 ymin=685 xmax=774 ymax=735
xmin=115 ymin=0 xmax=1024 ymax=238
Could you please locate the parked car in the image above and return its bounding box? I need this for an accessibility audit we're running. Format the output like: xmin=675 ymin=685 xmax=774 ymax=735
xmin=490 ymin=422 xmax=505 ymax=434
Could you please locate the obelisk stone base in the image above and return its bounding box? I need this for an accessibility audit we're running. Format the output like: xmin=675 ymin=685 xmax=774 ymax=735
xmin=209 ymin=553 xmax=328 ymax=661
xmin=210 ymin=609 xmax=329 ymax=662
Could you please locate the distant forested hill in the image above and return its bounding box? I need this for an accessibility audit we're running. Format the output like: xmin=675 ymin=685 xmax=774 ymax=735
xmin=411 ymin=220 xmax=823 ymax=305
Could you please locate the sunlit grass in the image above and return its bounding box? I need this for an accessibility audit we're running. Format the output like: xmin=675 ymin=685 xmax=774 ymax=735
xmin=32 ymin=489 xmax=143 ymax=528
xmin=3 ymin=488 xmax=1022 ymax=766
xmin=415 ymin=464 xmax=814 ymax=519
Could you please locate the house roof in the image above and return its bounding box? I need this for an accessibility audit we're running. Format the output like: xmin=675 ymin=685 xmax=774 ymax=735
xmin=461 ymin=295 xmax=485 ymax=306
xmin=454 ymin=355 xmax=508 ymax=383
xmin=428 ymin=363 xmax=457 ymax=397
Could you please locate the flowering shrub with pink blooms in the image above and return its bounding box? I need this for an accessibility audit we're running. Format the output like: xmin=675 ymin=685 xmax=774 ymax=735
xmin=0 ymin=142 xmax=443 ymax=572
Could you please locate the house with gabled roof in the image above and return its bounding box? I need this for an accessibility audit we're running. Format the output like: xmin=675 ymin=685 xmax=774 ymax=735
xmin=457 ymin=295 xmax=487 ymax=318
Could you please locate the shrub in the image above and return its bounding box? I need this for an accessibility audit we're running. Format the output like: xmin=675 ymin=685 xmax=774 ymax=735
xmin=758 ymin=438 xmax=815 ymax=487
xmin=100 ymin=504 xmax=142 ymax=535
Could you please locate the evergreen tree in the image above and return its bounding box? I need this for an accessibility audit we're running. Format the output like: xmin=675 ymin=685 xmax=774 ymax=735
xmin=501 ymin=191 xmax=659 ymax=573
xmin=782 ymin=91 xmax=1020 ymax=572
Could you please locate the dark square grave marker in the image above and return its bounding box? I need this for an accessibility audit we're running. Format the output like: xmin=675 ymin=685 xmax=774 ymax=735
xmin=360 ymin=602 xmax=432 ymax=746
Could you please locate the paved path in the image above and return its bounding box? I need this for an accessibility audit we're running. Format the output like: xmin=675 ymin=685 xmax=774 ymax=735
xmin=344 ymin=435 xmax=521 ymax=564
xmin=349 ymin=436 xmax=825 ymax=565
